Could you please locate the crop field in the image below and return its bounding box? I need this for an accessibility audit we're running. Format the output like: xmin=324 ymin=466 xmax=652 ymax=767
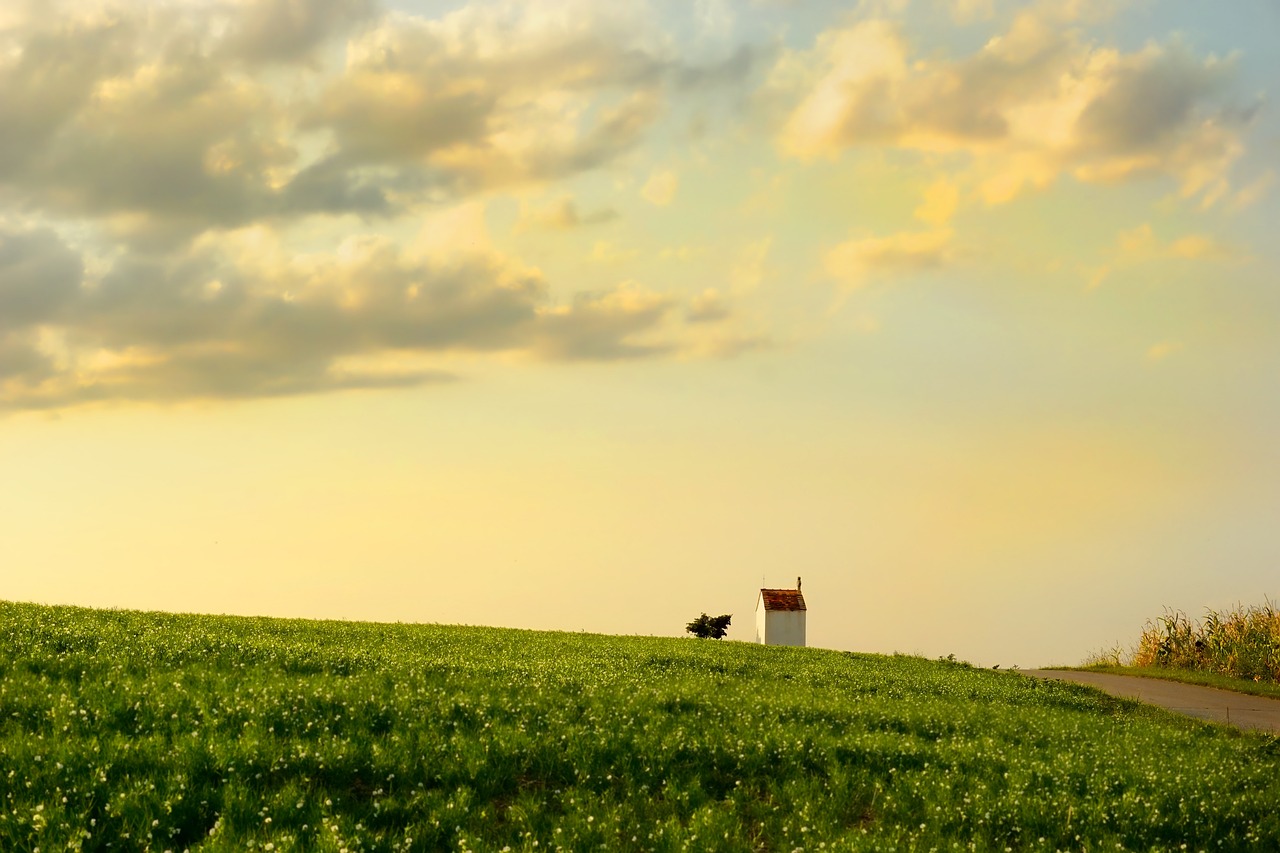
xmin=1125 ymin=603 xmax=1280 ymax=685
xmin=3 ymin=602 xmax=1280 ymax=851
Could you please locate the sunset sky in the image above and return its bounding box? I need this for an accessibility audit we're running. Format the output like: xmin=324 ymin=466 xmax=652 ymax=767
xmin=3 ymin=0 xmax=1278 ymax=665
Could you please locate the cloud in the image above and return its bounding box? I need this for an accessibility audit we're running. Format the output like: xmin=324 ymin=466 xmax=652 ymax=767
xmin=1228 ymin=169 xmax=1275 ymax=211
xmin=1112 ymin=223 xmax=1233 ymax=262
xmin=298 ymin=2 xmax=767 ymax=196
xmin=221 ymin=0 xmax=378 ymax=65
xmin=0 ymin=223 xmax=683 ymax=411
xmin=768 ymin=7 xmax=1255 ymax=208
xmin=730 ymin=236 xmax=773 ymax=292
xmin=45 ymin=240 xmax=536 ymax=403
xmin=1168 ymin=234 xmax=1226 ymax=260
xmin=0 ymin=228 xmax=84 ymax=331
xmin=0 ymin=0 xmax=762 ymax=248
xmin=914 ymin=178 xmax=960 ymax=226
xmin=687 ymin=288 xmax=731 ymax=323
xmin=515 ymin=196 xmax=619 ymax=232
xmin=303 ymin=5 xmax=680 ymax=194
xmin=949 ymin=0 xmax=995 ymax=25
xmin=825 ymin=228 xmax=953 ymax=287
xmin=0 ymin=10 xmax=337 ymax=245
xmin=1087 ymin=222 xmax=1237 ymax=288
xmin=0 ymin=10 xmax=137 ymax=181
xmin=22 ymin=53 xmax=290 ymax=240
xmin=0 ymin=1 xmax=798 ymax=412
xmin=694 ymin=0 xmax=734 ymax=42
xmin=533 ymin=283 xmax=674 ymax=361
xmin=0 ymin=332 xmax=56 ymax=385
xmin=1074 ymin=44 xmax=1231 ymax=155
xmin=675 ymin=44 xmax=765 ymax=91
xmin=772 ymin=20 xmax=908 ymax=160
xmin=640 ymin=169 xmax=679 ymax=206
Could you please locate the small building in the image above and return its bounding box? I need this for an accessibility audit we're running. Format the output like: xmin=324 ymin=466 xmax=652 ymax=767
xmin=755 ymin=576 xmax=806 ymax=646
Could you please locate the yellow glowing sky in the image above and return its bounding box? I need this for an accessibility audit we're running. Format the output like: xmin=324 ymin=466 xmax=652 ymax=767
xmin=2 ymin=0 xmax=1278 ymax=664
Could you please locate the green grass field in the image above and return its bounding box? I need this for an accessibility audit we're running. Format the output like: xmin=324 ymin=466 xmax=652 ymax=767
xmin=3 ymin=601 xmax=1280 ymax=851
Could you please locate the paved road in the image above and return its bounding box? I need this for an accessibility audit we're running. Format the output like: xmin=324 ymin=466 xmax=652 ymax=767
xmin=1021 ymin=670 xmax=1280 ymax=734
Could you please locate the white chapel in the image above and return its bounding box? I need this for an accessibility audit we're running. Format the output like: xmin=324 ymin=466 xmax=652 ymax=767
xmin=755 ymin=576 xmax=806 ymax=646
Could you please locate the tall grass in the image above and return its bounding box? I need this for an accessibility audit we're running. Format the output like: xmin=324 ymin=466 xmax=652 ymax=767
xmin=1127 ymin=601 xmax=1280 ymax=683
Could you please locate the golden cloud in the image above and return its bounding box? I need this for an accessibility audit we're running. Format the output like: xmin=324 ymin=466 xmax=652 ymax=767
xmin=1087 ymin=222 xmax=1239 ymax=289
xmin=825 ymin=228 xmax=954 ymax=288
xmin=641 ymin=169 xmax=680 ymax=206
xmin=770 ymin=7 xmax=1253 ymax=209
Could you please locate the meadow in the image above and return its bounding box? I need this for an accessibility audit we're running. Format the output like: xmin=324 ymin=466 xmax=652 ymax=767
xmin=3 ymin=601 xmax=1280 ymax=851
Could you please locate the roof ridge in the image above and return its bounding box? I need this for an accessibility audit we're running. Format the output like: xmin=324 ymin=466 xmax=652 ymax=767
xmin=758 ymin=588 xmax=807 ymax=612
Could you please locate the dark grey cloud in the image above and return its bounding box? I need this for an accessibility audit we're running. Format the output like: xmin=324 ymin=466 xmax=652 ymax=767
xmin=0 ymin=333 xmax=55 ymax=384
xmin=221 ymin=0 xmax=379 ymax=65
xmin=6 ymin=48 xmax=406 ymax=245
xmin=0 ymin=1 xmax=768 ymax=245
xmin=0 ymin=228 xmax=681 ymax=410
xmin=1076 ymin=45 xmax=1234 ymax=154
xmin=302 ymin=13 xmax=769 ymax=193
xmin=0 ymin=28 xmax=289 ymax=244
xmin=904 ymin=20 xmax=1077 ymax=143
xmin=0 ymin=228 xmax=83 ymax=330
xmin=534 ymin=289 xmax=673 ymax=361
xmin=530 ymin=93 xmax=665 ymax=179
xmin=935 ymin=22 xmax=1099 ymax=140
xmin=306 ymin=84 xmax=496 ymax=165
xmin=0 ymin=16 xmax=137 ymax=180
xmin=676 ymin=45 xmax=765 ymax=91
xmin=300 ymin=16 xmax=673 ymax=192
xmin=276 ymin=157 xmax=397 ymax=217
xmin=70 ymin=241 xmax=547 ymax=358
xmin=0 ymin=3 xmax=761 ymax=411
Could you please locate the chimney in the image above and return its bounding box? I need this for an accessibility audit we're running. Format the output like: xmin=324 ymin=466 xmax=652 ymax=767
xmin=796 ymin=576 xmax=802 ymax=591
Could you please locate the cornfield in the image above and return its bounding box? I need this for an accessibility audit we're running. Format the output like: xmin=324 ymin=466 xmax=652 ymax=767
xmin=1130 ymin=601 xmax=1280 ymax=683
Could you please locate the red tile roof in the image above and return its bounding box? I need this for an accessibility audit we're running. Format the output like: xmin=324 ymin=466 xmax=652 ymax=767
xmin=759 ymin=588 xmax=806 ymax=612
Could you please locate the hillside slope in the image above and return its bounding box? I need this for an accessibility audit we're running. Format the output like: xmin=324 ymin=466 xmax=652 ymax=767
xmin=2 ymin=601 xmax=1278 ymax=850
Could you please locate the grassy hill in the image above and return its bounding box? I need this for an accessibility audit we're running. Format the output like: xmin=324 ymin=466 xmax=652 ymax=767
xmin=2 ymin=602 xmax=1279 ymax=851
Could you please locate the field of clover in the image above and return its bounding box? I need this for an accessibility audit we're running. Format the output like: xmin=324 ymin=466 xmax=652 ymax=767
xmin=2 ymin=600 xmax=1280 ymax=851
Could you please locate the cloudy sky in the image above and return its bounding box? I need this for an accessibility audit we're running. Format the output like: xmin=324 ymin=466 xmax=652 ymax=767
xmin=3 ymin=0 xmax=1278 ymax=665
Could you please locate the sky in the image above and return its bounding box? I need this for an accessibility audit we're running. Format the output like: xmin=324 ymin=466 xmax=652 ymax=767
xmin=2 ymin=0 xmax=1278 ymax=666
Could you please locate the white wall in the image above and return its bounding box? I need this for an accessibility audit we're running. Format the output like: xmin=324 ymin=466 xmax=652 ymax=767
xmin=755 ymin=594 xmax=767 ymax=643
xmin=764 ymin=610 xmax=806 ymax=647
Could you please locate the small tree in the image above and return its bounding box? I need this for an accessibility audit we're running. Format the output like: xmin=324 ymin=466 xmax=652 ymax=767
xmin=686 ymin=613 xmax=732 ymax=639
